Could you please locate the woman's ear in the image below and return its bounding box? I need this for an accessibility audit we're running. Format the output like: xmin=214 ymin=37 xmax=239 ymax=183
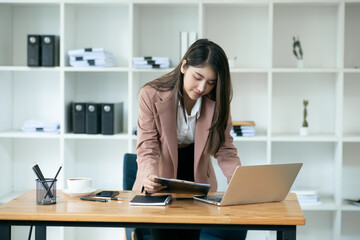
xmin=180 ymin=59 xmax=187 ymax=74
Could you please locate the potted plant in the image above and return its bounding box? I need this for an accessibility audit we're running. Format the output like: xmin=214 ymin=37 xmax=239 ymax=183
xmin=293 ymin=36 xmax=304 ymax=68
xmin=300 ymin=100 xmax=309 ymax=136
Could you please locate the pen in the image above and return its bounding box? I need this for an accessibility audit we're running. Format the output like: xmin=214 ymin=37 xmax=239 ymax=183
xmin=43 ymin=164 xmax=63 ymax=202
xmin=80 ymin=197 xmax=108 ymax=202
xmin=32 ymin=163 xmax=54 ymax=199
xmin=93 ymin=197 xmax=122 ymax=201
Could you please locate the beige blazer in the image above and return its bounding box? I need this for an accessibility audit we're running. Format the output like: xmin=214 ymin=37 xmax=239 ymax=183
xmin=133 ymin=86 xmax=241 ymax=191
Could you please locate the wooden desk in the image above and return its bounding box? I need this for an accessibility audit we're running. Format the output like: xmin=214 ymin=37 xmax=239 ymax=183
xmin=0 ymin=190 xmax=305 ymax=240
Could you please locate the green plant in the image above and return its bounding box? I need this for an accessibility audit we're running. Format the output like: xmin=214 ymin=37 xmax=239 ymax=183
xmin=293 ymin=36 xmax=303 ymax=60
xmin=302 ymin=100 xmax=309 ymax=127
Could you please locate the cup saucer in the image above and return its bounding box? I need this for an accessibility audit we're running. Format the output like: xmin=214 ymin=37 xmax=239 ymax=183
xmin=63 ymin=188 xmax=96 ymax=197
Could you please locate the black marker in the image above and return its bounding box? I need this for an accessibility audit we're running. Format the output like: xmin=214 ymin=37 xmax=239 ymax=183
xmin=80 ymin=197 xmax=108 ymax=202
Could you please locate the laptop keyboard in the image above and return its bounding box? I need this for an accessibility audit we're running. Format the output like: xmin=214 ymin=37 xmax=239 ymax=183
xmin=208 ymin=194 xmax=224 ymax=202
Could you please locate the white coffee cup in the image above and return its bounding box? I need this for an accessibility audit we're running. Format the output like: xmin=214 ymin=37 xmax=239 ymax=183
xmin=67 ymin=178 xmax=92 ymax=193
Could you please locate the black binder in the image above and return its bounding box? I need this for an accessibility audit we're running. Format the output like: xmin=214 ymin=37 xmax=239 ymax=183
xmin=101 ymin=103 xmax=123 ymax=135
xmin=86 ymin=103 xmax=101 ymax=134
xmin=27 ymin=35 xmax=41 ymax=66
xmin=72 ymin=102 xmax=86 ymax=133
xmin=41 ymin=35 xmax=59 ymax=66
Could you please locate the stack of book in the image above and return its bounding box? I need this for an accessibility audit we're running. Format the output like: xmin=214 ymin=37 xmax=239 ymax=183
xmin=292 ymin=189 xmax=322 ymax=206
xmin=68 ymin=48 xmax=116 ymax=67
xmin=21 ymin=120 xmax=60 ymax=134
xmin=231 ymin=121 xmax=256 ymax=137
xmin=132 ymin=57 xmax=171 ymax=69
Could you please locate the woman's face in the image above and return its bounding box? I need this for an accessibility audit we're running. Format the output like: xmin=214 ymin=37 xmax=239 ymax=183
xmin=181 ymin=60 xmax=217 ymax=102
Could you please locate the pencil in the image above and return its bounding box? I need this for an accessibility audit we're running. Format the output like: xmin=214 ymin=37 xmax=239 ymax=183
xmin=43 ymin=164 xmax=63 ymax=202
xmin=32 ymin=163 xmax=54 ymax=199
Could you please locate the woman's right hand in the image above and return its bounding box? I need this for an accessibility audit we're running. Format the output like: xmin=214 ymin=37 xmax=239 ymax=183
xmin=143 ymin=174 xmax=167 ymax=194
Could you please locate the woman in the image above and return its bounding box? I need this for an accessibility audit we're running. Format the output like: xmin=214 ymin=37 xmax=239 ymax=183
xmin=133 ymin=39 xmax=246 ymax=240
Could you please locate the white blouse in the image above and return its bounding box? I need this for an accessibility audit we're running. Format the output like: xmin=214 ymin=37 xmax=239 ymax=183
xmin=177 ymin=97 xmax=202 ymax=144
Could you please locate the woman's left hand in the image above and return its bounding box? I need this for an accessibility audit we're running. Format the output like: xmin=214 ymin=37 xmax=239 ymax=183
xmin=143 ymin=174 xmax=167 ymax=194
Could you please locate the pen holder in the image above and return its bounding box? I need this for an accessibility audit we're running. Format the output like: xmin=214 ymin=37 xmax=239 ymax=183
xmin=36 ymin=178 xmax=57 ymax=205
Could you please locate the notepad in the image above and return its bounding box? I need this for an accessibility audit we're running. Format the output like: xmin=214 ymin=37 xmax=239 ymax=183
xmin=129 ymin=195 xmax=172 ymax=206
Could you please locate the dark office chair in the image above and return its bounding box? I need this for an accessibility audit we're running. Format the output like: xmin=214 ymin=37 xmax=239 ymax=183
xmin=122 ymin=153 xmax=247 ymax=240
xmin=123 ymin=153 xmax=152 ymax=240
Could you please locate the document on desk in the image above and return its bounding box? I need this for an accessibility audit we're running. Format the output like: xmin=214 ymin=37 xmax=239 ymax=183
xmin=129 ymin=195 xmax=172 ymax=206
xmin=154 ymin=177 xmax=210 ymax=195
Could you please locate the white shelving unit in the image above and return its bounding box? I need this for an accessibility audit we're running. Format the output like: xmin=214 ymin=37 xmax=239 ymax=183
xmin=0 ymin=0 xmax=359 ymax=239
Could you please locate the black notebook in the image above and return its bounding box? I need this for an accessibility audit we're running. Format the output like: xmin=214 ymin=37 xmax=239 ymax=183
xmin=129 ymin=195 xmax=172 ymax=206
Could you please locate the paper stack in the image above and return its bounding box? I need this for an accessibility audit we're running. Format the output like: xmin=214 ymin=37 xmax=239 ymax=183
xmin=21 ymin=120 xmax=60 ymax=134
xmin=292 ymin=189 xmax=322 ymax=206
xmin=133 ymin=57 xmax=171 ymax=69
xmin=231 ymin=121 xmax=256 ymax=137
xmin=68 ymin=48 xmax=116 ymax=67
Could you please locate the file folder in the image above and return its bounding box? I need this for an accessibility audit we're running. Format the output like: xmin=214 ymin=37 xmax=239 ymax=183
xmin=101 ymin=102 xmax=123 ymax=135
xmin=86 ymin=103 xmax=101 ymax=134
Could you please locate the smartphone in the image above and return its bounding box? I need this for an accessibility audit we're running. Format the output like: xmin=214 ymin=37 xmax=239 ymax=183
xmin=94 ymin=191 xmax=119 ymax=198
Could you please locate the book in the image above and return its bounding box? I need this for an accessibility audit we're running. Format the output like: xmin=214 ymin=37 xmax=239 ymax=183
xmin=133 ymin=63 xmax=170 ymax=69
xmin=180 ymin=31 xmax=188 ymax=59
xmin=232 ymin=121 xmax=256 ymax=126
xmin=132 ymin=56 xmax=170 ymax=62
xmin=129 ymin=195 xmax=172 ymax=206
xmin=291 ymin=189 xmax=322 ymax=206
xmin=345 ymin=198 xmax=360 ymax=206
xmin=70 ymin=59 xmax=116 ymax=67
xmin=154 ymin=177 xmax=210 ymax=195
xmin=68 ymin=48 xmax=104 ymax=55
xmin=188 ymin=32 xmax=197 ymax=47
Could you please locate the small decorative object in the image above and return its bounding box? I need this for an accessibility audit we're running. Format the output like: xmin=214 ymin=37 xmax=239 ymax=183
xmin=300 ymin=100 xmax=309 ymax=136
xmin=293 ymin=36 xmax=304 ymax=68
xmin=228 ymin=57 xmax=237 ymax=69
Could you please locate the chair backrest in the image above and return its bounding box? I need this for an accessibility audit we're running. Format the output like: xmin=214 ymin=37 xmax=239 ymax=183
xmin=123 ymin=153 xmax=138 ymax=190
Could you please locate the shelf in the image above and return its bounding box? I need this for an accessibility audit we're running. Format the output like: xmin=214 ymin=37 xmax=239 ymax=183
xmin=203 ymin=3 xmax=269 ymax=68
xmin=341 ymin=211 xmax=360 ymax=240
xmin=64 ymin=67 xmax=130 ymax=72
xmin=272 ymin=68 xmax=339 ymax=73
xmin=64 ymin=133 xmax=129 ymax=140
xmin=271 ymin=134 xmax=338 ymax=142
xmin=233 ymin=136 xmax=267 ymax=142
xmin=64 ymin=3 xmax=130 ymax=68
xmin=0 ymin=131 xmax=60 ymax=139
xmin=345 ymin=2 xmax=360 ymax=68
xmin=0 ymin=1 xmax=359 ymax=239
xmin=273 ymin=3 xmax=339 ymax=68
xmin=0 ymin=3 xmax=60 ymax=66
xmin=341 ymin=202 xmax=360 ymax=211
xmin=272 ymin=142 xmax=337 ymax=198
xmin=301 ymin=197 xmax=336 ymax=211
xmin=230 ymin=68 xmax=269 ymax=73
xmin=343 ymin=135 xmax=360 ymax=142
xmin=133 ymin=3 xmax=198 ymax=66
xmin=344 ymin=68 xmax=360 ymax=73
xmin=343 ymin=73 xmax=360 ymax=135
xmin=272 ymin=73 xmax=338 ymax=135
xmin=0 ymin=66 xmax=60 ymax=72
xmin=0 ymin=192 xmax=24 ymax=205
xmin=131 ymin=68 xmax=174 ymax=73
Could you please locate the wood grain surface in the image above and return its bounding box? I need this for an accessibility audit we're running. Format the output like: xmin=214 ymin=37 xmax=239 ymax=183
xmin=0 ymin=190 xmax=305 ymax=226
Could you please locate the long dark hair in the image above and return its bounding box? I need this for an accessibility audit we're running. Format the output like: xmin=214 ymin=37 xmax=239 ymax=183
xmin=144 ymin=39 xmax=232 ymax=155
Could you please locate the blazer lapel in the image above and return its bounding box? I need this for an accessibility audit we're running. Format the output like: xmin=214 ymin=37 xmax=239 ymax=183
xmin=154 ymin=92 xmax=178 ymax=173
xmin=194 ymin=97 xmax=215 ymax=171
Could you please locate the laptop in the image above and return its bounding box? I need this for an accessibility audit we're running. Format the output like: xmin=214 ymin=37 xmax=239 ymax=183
xmin=193 ymin=163 xmax=302 ymax=206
